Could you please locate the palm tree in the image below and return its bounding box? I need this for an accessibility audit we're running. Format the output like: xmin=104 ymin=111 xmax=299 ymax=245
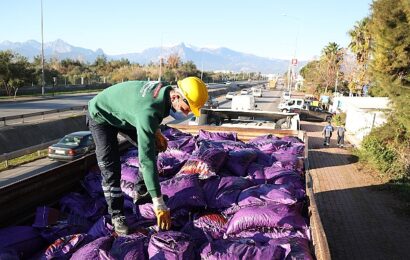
xmin=321 ymin=42 xmax=344 ymax=93
xmin=348 ymin=17 xmax=372 ymax=93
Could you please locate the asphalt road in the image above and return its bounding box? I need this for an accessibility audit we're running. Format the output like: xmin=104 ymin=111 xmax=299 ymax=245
xmin=0 ymin=86 xmax=285 ymax=187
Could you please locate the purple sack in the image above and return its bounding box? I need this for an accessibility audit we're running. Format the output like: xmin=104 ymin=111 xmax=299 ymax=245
xmin=60 ymin=193 xmax=106 ymax=221
xmin=161 ymin=126 xmax=192 ymax=140
xmin=157 ymin=149 xmax=190 ymax=177
xmin=82 ymin=166 xmax=103 ymax=198
xmin=268 ymin=237 xmax=314 ymax=260
xmin=202 ymin=176 xmax=254 ymax=209
xmin=263 ymin=165 xmax=299 ymax=182
xmin=148 ymin=231 xmax=194 ymax=260
xmin=225 ymin=149 xmax=257 ymax=177
xmin=198 ymin=129 xmax=238 ymax=141
xmin=0 ymin=249 xmax=19 ymax=260
xmin=40 ymin=222 xmax=90 ymax=244
xmin=32 ymin=206 xmax=60 ymax=228
xmin=225 ymin=204 xmax=308 ymax=235
xmin=268 ymin=175 xmax=306 ymax=199
xmin=245 ymin=163 xmax=266 ymax=185
xmin=70 ymin=236 xmax=115 ymax=260
xmin=200 ymin=239 xmax=286 ymax=260
xmin=167 ymin=136 xmax=196 ymax=153
xmin=281 ymin=136 xmax=304 ymax=144
xmin=160 ymin=174 xmax=206 ymax=210
xmin=249 ymin=140 xmax=290 ymax=155
xmin=226 ymin=228 xmax=310 ymax=241
xmin=199 ymin=140 xmax=250 ymax=152
xmin=177 ymin=145 xmax=227 ymax=179
xmin=287 ymin=143 xmax=305 ymax=155
xmin=192 ymin=213 xmax=227 ymax=240
xmin=247 ymin=134 xmax=279 ymax=143
xmin=41 ymin=233 xmax=91 ymax=259
xmin=224 ymin=184 xmax=298 ymax=214
xmin=0 ymin=226 xmax=46 ymax=258
xmin=87 ymin=215 xmax=114 ymax=238
xmin=110 ymin=233 xmax=147 ymax=260
xmin=120 ymin=148 xmax=138 ymax=163
xmin=271 ymin=152 xmax=302 ymax=171
xmin=120 ymin=164 xmax=141 ymax=198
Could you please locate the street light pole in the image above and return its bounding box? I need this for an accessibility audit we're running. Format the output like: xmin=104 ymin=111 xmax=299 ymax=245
xmin=40 ymin=0 xmax=45 ymax=95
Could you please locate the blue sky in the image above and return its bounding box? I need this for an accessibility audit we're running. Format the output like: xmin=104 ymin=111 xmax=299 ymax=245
xmin=0 ymin=0 xmax=372 ymax=60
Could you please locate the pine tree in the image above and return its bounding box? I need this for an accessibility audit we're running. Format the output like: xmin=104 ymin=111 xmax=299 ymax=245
xmin=370 ymin=0 xmax=410 ymax=134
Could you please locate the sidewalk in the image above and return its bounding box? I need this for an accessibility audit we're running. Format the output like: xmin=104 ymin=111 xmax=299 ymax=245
xmin=304 ymin=121 xmax=410 ymax=259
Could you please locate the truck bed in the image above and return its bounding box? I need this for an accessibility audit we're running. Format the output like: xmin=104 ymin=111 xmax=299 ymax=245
xmin=0 ymin=125 xmax=330 ymax=260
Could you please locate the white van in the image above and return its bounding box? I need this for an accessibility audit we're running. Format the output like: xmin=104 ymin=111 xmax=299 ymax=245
xmin=252 ymin=88 xmax=262 ymax=97
xmin=231 ymin=95 xmax=257 ymax=111
xmin=278 ymin=98 xmax=305 ymax=112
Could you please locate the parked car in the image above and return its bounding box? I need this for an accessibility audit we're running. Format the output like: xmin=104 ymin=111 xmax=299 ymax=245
xmin=225 ymin=92 xmax=236 ymax=100
xmin=48 ymin=131 xmax=95 ymax=161
xmin=290 ymin=105 xmax=334 ymax=122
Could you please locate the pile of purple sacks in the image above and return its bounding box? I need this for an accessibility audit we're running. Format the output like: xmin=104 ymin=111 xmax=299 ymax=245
xmin=0 ymin=126 xmax=312 ymax=259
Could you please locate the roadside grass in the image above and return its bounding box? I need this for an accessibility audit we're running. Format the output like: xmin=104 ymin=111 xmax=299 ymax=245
xmin=0 ymin=149 xmax=48 ymax=172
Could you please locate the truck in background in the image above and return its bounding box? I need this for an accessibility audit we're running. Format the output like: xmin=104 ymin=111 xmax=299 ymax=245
xmin=231 ymin=95 xmax=257 ymax=111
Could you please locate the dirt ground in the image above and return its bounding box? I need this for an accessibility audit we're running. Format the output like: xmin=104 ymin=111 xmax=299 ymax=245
xmin=303 ymin=121 xmax=410 ymax=260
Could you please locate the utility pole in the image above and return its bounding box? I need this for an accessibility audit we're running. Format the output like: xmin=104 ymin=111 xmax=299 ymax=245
xmin=41 ymin=0 xmax=45 ymax=95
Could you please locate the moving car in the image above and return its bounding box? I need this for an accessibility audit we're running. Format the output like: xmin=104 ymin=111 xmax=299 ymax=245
xmin=240 ymin=89 xmax=250 ymax=95
xmin=48 ymin=131 xmax=95 ymax=161
xmin=290 ymin=105 xmax=334 ymax=122
xmin=225 ymin=92 xmax=236 ymax=100
xmin=278 ymin=98 xmax=306 ymax=112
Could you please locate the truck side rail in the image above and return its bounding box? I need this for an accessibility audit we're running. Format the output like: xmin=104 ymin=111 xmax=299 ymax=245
xmin=0 ymin=105 xmax=88 ymax=126
xmin=0 ymin=141 xmax=131 ymax=227
xmin=303 ymin=132 xmax=331 ymax=260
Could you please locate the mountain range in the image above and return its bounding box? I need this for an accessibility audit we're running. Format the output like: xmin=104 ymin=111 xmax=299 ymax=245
xmin=0 ymin=39 xmax=306 ymax=74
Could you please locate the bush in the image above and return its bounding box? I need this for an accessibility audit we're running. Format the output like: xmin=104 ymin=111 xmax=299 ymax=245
xmin=358 ymin=120 xmax=410 ymax=181
xmin=332 ymin=112 xmax=346 ymax=126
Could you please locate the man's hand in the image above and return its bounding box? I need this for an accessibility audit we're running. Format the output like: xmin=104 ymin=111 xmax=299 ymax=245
xmin=152 ymin=196 xmax=171 ymax=230
xmin=155 ymin=130 xmax=168 ymax=152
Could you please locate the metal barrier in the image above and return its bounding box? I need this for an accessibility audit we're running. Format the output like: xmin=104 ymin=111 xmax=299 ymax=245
xmin=0 ymin=139 xmax=60 ymax=167
xmin=0 ymin=105 xmax=88 ymax=126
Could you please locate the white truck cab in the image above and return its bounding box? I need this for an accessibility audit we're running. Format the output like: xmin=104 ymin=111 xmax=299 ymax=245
xmin=231 ymin=95 xmax=257 ymax=111
xmin=278 ymin=98 xmax=305 ymax=112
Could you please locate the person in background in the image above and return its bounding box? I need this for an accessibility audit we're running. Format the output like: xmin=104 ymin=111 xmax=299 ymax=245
xmin=87 ymin=77 xmax=208 ymax=235
xmin=322 ymin=121 xmax=334 ymax=146
xmin=337 ymin=124 xmax=346 ymax=148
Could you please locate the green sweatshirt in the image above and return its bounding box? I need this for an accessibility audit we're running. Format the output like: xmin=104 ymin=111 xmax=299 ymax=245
xmin=88 ymin=81 xmax=172 ymax=198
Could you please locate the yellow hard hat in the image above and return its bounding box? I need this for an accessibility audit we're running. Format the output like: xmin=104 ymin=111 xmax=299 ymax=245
xmin=177 ymin=77 xmax=208 ymax=116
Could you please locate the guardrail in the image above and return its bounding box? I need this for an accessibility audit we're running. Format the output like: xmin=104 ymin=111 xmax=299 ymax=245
xmin=0 ymin=105 xmax=88 ymax=127
xmin=0 ymin=139 xmax=60 ymax=167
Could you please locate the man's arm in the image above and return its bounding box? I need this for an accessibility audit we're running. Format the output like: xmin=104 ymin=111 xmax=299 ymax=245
xmin=136 ymin=117 xmax=161 ymax=198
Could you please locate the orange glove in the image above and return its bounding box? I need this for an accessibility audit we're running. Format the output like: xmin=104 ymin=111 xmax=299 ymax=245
xmin=155 ymin=130 xmax=168 ymax=152
xmin=152 ymin=196 xmax=171 ymax=230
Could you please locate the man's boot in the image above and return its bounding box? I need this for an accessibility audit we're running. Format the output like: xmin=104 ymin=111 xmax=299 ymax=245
xmin=112 ymin=215 xmax=129 ymax=235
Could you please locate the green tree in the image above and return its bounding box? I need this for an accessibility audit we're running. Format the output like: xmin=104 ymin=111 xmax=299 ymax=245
xmin=321 ymin=42 xmax=344 ymax=93
xmin=348 ymin=17 xmax=372 ymax=93
xmin=0 ymin=51 xmax=34 ymax=96
xmin=370 ymin=0 xmax=410 ymax=131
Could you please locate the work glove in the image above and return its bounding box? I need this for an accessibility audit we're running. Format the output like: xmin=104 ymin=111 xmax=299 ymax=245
xmin=155 ymin=130 xmax=168 ymax=152
xmin=152 ymin=195 xmax=171 ymax=230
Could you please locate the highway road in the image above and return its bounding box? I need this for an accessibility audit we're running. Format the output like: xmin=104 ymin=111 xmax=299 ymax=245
xmin=0 ymin=82 xmax=263 ymax=118
xmin=0 ymin=86 xmax=283 ymax=187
